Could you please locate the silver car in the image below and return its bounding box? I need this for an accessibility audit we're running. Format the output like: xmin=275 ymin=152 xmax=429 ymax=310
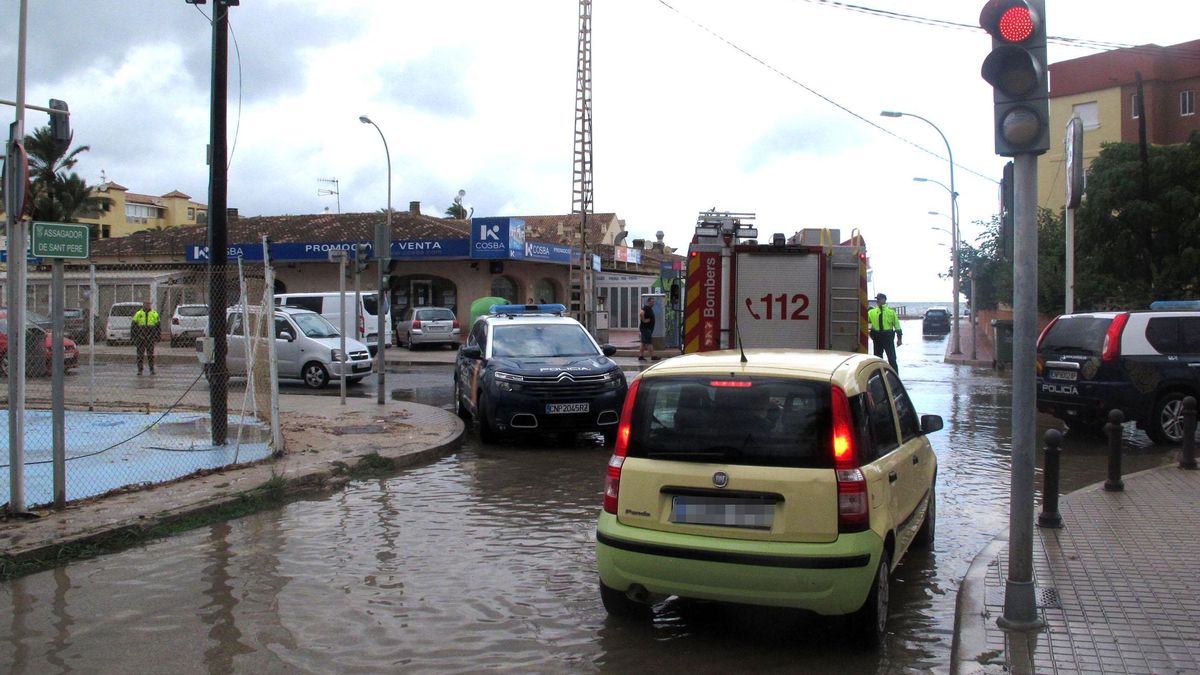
xmin=395 ymin=306 xmax=460 ymax=350
xmin=219 ymin=307 xmax=373 ymax=389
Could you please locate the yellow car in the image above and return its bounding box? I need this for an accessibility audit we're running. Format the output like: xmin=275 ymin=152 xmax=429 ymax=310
xmin=595 ymin=349 xmax=942 ymax=644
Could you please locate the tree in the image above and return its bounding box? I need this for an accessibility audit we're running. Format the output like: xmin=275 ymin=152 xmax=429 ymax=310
xmin=1073 ymin=133 xmax=1200 ymax=309
xmin=24 ymin=126 xmax=110 ymax=234
xmin=444 ymin=201 xmax=468 ymax=219
xmin=968 ymin=207 xmax=1065 ymax=316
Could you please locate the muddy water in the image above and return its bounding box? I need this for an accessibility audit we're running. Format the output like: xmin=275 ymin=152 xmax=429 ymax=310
xmin=1 ymin=322 xmax=1179 ymax=673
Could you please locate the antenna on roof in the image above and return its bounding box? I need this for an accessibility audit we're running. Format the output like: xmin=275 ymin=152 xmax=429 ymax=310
xmin=736 ymin=317 xmax=748 ymax=363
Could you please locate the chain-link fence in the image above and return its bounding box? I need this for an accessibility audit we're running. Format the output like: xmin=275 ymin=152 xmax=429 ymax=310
xmin=2 ymin=260 xmax=281 ymax=510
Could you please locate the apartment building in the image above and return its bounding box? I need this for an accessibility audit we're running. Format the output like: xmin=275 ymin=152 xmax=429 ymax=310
xmin=77 ymin=181 xmax=209 ymax=238
xmin=1041 ymin=39 xmax=1200 ymax=213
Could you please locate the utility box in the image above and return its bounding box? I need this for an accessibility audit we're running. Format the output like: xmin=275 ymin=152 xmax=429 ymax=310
xmin=991 ymin=319 xmax=1013 ymax=370
xmin=592 ymin=310 xmax=609 ymax=345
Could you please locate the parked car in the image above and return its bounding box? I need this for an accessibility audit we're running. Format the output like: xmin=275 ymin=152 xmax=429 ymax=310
xmin=595 ymin=349 xmax=942 ymax=645
xmin=171 ymin=303 xmax=209 ymax=347
xmin=276 ymin=291 xmax=392 ymax=355
xmin=922 ymin=307 xmax=952 ymax=335
xmin=0 ymin=317 xmax=80 ymax=376
xmin=62 ymin=308 xmax=93 ymax=342
xmin=1037 ymin=309 xmax=1200 ymax=444
xmin=453 ymin=303 xmax=626 ymax=443
xmin=395 ymin=306 xmax=460 ymax=349
xmin=207 ymin=306 xmax=373 ymax=389
xmin=105 ymin=302 xmax=144 ymax=344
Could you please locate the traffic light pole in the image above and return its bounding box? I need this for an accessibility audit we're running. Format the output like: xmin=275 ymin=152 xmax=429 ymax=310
xmin=207 ymin=0 xmax=233 ymax=446
xmin=999 ymin=152 xmax=1043 ymax=631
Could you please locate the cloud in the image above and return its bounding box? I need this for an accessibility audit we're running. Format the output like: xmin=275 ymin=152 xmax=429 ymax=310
xmin=743 ymin=118 xmax=865 ymax=171
xmin=377 ymin=49 xmax=476 ymax=118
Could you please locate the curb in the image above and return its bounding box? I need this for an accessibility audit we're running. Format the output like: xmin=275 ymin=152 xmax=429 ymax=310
xmin=0 ymin=410 xmax=466 ymax=573
xmin=951 ymin=536 xmax=1009 ymax=674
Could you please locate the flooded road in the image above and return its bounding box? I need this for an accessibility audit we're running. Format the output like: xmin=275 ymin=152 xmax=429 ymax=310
xmin=2 ymin=321 xmax=1180 ymax=673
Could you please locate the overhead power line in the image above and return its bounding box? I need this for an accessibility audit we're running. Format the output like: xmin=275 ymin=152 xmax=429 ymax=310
xmin=797 ymin=0 xmax=1200 ymax=61
xmin=653 ymin=0 xmax=998 ymax=183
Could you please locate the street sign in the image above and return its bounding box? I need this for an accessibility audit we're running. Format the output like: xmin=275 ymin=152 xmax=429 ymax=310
xmin=1065 ymin=116 xmax=1084 ymax=209
xmin=31 ymin=221 xmax=90 ymax=259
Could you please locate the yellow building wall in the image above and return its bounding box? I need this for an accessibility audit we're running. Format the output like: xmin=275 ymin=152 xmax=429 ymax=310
xmin=1038 ymin=87 xmax=1122 ymax=214
xmin=75 ymin=187 xmax=206 ymax=238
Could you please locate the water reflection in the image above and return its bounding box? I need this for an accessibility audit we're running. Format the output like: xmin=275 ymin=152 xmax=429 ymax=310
xmin=0 ymin=333 xmax=1181 ymax=674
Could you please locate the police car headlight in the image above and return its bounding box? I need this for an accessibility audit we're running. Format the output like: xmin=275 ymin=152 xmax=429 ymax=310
xmin=600 ymin=370 xmax=624 ymax=389
xmin=495 ymin=371 xmax=524 ymax=392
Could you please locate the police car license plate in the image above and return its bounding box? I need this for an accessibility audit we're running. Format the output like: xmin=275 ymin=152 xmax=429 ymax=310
xmin=671 ymin=497 xmax=773 ymax=529
xmin=546 ymin=402 xmax=589 ymax=414
xmin=1048 ymin=370 xmax=1077 ymax=381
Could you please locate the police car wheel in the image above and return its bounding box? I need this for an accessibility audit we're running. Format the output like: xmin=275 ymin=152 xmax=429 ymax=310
xmin=453 ymin=378 xmax=470 ymax=420
xmin=1147 ymin=392 xmax=1187 ymax=445
xmin=478 ymin=390 xmax=500 ymax=444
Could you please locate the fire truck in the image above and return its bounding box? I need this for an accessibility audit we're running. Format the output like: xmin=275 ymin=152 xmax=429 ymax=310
xmin=681 ymin=211 xmax=869 ymax=354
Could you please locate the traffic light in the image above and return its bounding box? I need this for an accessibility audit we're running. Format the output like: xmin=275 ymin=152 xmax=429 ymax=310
xmin=48 ymin=99 xmax=71 ymax=153
xmin=354 ymin=243 xmax=370 ymax=273
xmin=1000 ymin=161 xmax=1014 ymax=259
xmin=979 ymin=0 xmax=1049 ymax=156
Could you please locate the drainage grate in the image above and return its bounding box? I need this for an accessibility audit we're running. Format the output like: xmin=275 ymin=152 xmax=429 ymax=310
xmin=984 ymin=586 xmax=1061 ymax=609
xmin=1037 ymin=586 xmax=1062 ymax=609
xmin=331 ymin=424 xmax=386 ymax=435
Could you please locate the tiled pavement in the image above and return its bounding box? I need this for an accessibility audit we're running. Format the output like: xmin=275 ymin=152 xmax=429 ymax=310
xmin=953 ymin=466 xmax=1200 ymax=674
xmin=948 ymin=318 xmax=1200 ymax=674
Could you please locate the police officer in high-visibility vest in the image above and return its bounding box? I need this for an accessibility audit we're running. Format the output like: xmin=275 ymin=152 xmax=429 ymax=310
xmin=132 ymin=300 xmax=161 ymax=375
xmin=867 ymin=292 xmax=902 ymax=372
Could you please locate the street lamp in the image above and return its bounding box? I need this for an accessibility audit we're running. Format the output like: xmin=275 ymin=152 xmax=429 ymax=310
xmin=359 ymin=114 xmax=391 ymax=405
xmin=883 ymin=110 xmax=961 ymax=354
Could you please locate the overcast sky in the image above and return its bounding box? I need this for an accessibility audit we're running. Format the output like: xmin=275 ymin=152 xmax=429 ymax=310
xmin=3 ymin=0 xmax=1196 ymax=301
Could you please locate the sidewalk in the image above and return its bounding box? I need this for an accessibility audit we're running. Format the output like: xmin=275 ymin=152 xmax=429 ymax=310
xmin=943 ymin=317 xmax=995 ymax=367
xmin=1 ymin=394 xmax=465 ymax=571
xmin=952 ymin=464 xmax=1200 ymax=674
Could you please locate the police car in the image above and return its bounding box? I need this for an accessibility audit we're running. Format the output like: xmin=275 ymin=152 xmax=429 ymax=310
xmin=453 ymin=304 xmax=627 ymax=443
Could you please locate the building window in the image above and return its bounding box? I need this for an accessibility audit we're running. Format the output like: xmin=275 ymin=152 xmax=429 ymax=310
xmin=1182 ymin=90 xmax=1195 ymax=117
xmin=124 ymin=203 xmax=156 ymax=224
xmin=1073 ymin=101 xmax=1100 ymax=130
xmin=187 ymin=207 xmax=195 ymax=220
xmin=197 ymin=211 xmax=208 ymax=224
xmin=101 ymin=225 xmax=111 ymax=238
xmin=1130 ymin=93 xmax=1141 ymax=119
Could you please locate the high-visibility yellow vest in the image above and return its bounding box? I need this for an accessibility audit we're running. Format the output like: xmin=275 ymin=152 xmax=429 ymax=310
xmin=133 ymin=309 xmax=160 ymax=327
xmin=867 ymin=305 xmax=900 ymax=331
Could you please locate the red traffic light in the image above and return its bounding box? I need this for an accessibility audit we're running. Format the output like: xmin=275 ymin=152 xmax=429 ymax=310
xmin=980 ymin=0 xmax=1041 ymax=44
xmin=998 ymin=6 xmax=1034 ymax=42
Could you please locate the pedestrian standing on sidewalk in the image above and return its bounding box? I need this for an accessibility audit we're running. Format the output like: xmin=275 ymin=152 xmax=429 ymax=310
xmin=131 ymin=300 xmax=160 ymax=375
xmin=867 ymin=292 xmax=902 ymax=372
xmin=638 ymin=296 xmax=658 ymax=362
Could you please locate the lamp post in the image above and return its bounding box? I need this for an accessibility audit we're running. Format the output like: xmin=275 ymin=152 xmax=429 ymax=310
xmin=883 ymin=110 xmax=960 ymax=354
xmin=359 ymin=115 xmax=391 ymax=405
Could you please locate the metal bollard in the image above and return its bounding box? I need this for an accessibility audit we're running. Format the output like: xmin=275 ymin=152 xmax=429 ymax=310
xmin=1038 ymin=428 xmax=1064 ymax=528
xmin=1104 ymin=409 xmax=1125 ymax=492
xmin=1181 ymin=396 xmax=1198 ymax=470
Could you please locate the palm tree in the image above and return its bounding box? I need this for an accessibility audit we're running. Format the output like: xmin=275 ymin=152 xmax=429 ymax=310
xmin=24 ymin=126 xmax=110 ymax=235
xmin=444 ymin=201 xmax=468 ymax=219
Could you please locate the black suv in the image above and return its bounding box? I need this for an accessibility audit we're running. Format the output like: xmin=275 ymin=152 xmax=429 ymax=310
xmin=453 ymin=304 xmax=627 ymax=443
xmin=922 ymin=308 xmax=951 ymax=335
xmin=1036 ymin=310 xmax=1200 ymax=444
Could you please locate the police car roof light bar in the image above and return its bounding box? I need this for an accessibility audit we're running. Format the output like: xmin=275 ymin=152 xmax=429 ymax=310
xmin=489 ymin=303 xmax=567 ymax=316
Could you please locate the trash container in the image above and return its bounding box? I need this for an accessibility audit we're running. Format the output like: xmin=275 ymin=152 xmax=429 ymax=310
xmin=991 ymin=319 xmax=1014 ymax=370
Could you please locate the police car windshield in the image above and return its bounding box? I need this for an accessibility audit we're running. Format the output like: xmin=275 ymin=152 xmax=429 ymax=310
xmin=491 ymin=324 xmax=598 ymax=358
xmin=291 ymin=312 xmax=340 ymax=339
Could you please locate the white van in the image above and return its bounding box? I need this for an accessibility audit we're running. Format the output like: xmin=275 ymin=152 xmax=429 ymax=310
xmin=275 ymin=291 xmax=392 ymax=354
xmin=105 ymin=301 xmax=145 ymax=344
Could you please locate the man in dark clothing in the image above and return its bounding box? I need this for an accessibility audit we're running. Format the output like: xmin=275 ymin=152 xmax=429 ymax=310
xmin=638 ymin=296 xmax=658 ymax=362
xmin=131 ymin=301 xmax=161 ymax=375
